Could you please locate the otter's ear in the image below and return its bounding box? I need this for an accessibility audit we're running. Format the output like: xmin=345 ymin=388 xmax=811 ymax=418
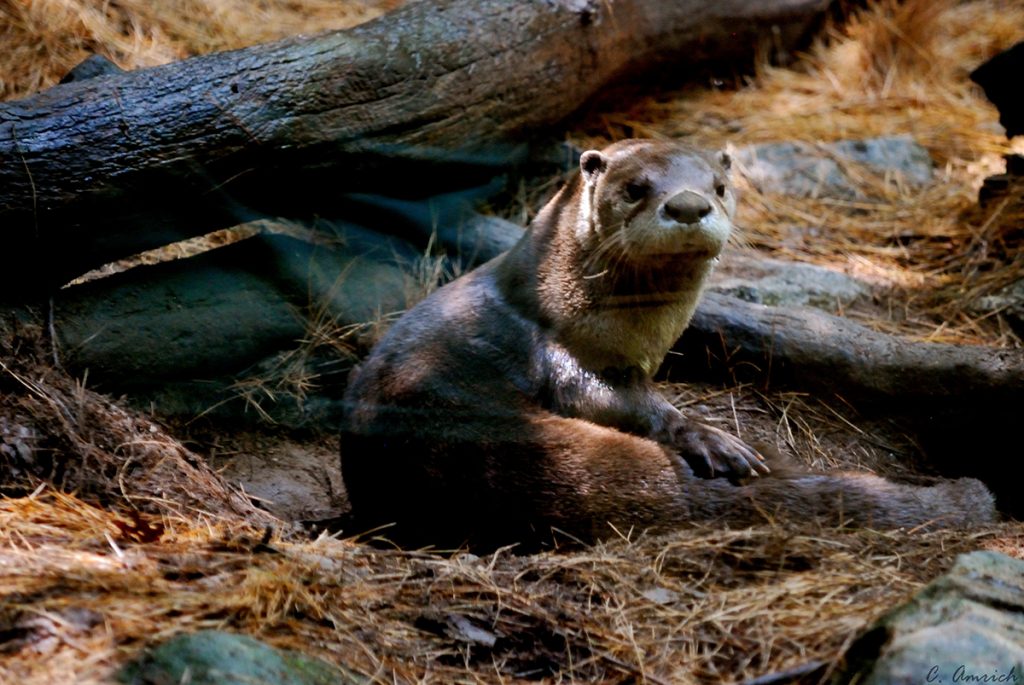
xmin=718 ymin=151 xmax=732 ymax=171
xmin=580 ymin=150 xmax=608 ymax=184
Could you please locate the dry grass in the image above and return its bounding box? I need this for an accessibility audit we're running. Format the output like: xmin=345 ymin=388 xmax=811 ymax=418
xmin=219 ymin=232 xmax=459 ymax=421
xmin=220 ymin=316 xmax=375 ymax=424
xmin=1 ymin=489 xmax=1019 ymax=685
xmin=0 ymin=0 xmax=402 ymax=101
xmin=0 ymin=324 xmax=279 ymax=526
xmin=662 ymin=383 xmax=925 ymax=478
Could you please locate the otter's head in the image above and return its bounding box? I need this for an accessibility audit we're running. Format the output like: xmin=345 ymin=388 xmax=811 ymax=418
xmin=576 ymin=140 xmax=735 ymax=263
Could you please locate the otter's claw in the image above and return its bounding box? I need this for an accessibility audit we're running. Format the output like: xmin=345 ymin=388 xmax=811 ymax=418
xmin=674 ymin=422 xmax=769 ymax=481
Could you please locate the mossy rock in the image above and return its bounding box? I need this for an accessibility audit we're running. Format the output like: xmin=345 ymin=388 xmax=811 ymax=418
xmin=119 ymin=630 xmax=366 ymax=685
xmin=833 ymin=551 xmax=1024 ymax=685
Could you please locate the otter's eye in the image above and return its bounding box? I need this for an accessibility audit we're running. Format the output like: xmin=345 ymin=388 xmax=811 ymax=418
xmin=623 ymin=181 xmax=648 ymax=203
xmin=715 ymin=183 xmax=727 ymax=198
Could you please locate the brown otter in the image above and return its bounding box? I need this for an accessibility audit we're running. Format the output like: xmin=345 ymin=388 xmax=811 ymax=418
xmin=340 ymin=139 xmax=994 ymax=548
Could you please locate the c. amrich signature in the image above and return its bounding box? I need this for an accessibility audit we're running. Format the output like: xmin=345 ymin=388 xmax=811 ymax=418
xmin=926 ymin=665 xmax=1020 ymax=684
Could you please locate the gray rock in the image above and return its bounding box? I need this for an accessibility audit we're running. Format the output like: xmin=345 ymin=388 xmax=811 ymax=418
xmin=457 ymin=214 xmax=524 ymax=263
xmin=55 ymin=229 xmax=415 ymax=399
xmin=56 ymin=236 xmax=309 ymax=385
xmin=831 ymin=137 xmax=934 ymax=184
xmin=642 ymin=587 xmax=680 ymax=605
xmin=59 ymin=54 xmax=125 ymax=84
xmin=832 ymin=551 xmax=1024 ymax=685
xmin=733 ymin=135 xmax=933 ymax=199
xmin=972 ymin=278 xmax=1024 ymax=336
xmin=340 ymin=183 xmax=523 ymax=268
xmin=118 ymin=630 xmax=366 ymax=685
xmin=709 ymin=253 xmax=869 ymax=310
xmin=53 ymin=228 xmax=429 ymax=425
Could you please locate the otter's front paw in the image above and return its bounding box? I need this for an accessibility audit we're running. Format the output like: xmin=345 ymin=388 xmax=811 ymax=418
xmin=674 ymin=422 xmax=769 ymax=481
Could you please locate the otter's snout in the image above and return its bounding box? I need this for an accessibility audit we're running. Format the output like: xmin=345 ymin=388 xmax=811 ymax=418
xmin=662 ymin=190 xmax=712 ymax=224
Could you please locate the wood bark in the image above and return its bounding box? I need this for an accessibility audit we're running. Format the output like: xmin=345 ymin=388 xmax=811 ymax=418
xmin=677 ymin=292 xmax=1024 ymax=405
xmin=0 ymin=0 xmax=828 ymax=296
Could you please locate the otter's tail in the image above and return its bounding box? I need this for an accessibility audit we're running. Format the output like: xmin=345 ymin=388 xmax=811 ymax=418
xmin=681 ymin=472 xmax=996 ymax=530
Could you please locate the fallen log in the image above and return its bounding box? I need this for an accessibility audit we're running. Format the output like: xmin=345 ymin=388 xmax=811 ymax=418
xmin=0 ymin=0 xmax=829 ymax=296
xmin=676 ymin=292 xmax=1024 ymax=404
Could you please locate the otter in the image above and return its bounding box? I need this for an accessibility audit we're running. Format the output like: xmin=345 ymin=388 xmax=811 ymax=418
xmin=340 ymin=139 xmax=994 ymax=548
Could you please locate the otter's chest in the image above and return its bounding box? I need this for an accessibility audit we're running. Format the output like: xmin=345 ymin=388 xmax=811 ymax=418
xmin=562 ymin=299 xmax=697 ymax=376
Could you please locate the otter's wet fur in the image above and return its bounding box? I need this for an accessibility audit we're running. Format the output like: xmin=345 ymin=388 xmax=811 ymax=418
xmin=340 ymin=139 xmax=995 ymax=548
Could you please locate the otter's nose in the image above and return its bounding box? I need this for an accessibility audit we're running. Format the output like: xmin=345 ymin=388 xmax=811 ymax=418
xmin=663 ymin=190 xmax=712 ymax=224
